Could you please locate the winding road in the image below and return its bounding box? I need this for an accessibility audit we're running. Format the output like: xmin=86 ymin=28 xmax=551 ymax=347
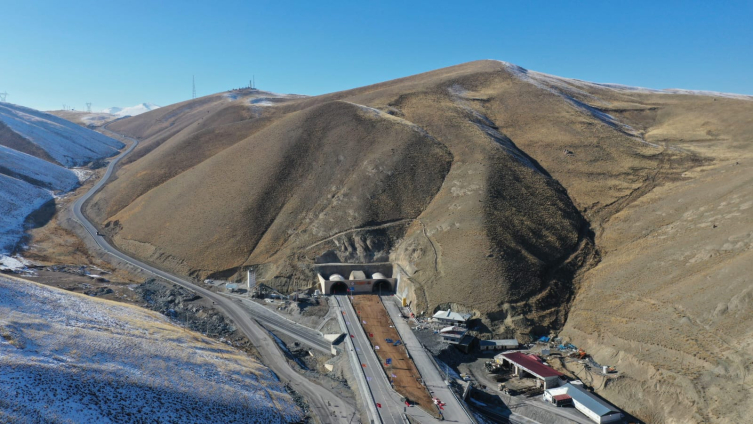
xmin=71 ymin=129 xmax=358 ymax=424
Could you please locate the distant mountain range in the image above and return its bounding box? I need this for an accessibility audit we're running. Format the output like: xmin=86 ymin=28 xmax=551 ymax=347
xmin=102 ymin=103 xmax=160 ymax=117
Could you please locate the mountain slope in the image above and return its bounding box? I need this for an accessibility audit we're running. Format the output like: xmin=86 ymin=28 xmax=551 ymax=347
xmin=86 ymin=60 xmax=753 ymax=422
xmin=0 ymin=102 xmax=123 ymax=259
xmin=0 ymin=102 xmax=123 ymax=167
xmin=0 ymin=274 xmax=303 ymax=423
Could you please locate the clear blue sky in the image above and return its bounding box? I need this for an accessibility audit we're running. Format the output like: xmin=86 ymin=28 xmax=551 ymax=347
xmin=2 ymin=0 xmax=751 ymax=111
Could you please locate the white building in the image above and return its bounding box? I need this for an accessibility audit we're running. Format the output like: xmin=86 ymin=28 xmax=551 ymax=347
xmin=543 ymin=382 xmax=623 ymax=423
xmin=432 ymin=309 xmax=472 ymax=327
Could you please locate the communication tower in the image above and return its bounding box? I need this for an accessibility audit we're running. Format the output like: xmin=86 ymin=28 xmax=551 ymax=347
xmin=86 ymin=103 xmax=92 ymax=113
xmin=192 ymin=75 xmax=196 ymax=99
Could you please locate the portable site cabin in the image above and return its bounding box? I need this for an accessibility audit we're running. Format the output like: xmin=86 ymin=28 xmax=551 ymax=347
xmin=479 ymin=339 xmax=520 ymax=351
xmin=439 ymin=326 xmax=468 ymax=343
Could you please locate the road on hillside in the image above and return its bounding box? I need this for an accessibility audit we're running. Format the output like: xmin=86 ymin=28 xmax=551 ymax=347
xmin=71 ymin=129 xmax=357 ymax=424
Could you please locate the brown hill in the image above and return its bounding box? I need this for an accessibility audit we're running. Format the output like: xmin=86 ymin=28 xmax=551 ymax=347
xmin=86 ymin=60 xmax=753 ymax=422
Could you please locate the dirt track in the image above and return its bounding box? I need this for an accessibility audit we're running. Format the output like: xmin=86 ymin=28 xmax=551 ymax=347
xmin=351 ymin=294 xmax=438 ymax=417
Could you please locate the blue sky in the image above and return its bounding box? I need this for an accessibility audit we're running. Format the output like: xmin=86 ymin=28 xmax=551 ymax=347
xmin=1 ymin=0 xmax=751 ymax=111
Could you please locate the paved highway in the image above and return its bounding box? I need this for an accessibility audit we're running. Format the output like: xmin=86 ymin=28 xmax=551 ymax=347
xmin=381 ymin=296 xmax=474 ymax=423
xmin=336 ymin=295 xmax=447 ymax=424
xmin=72 ymin=129 xmax=357 ymax=424
xmin=226 ymin=293 xmax=333 ymax=353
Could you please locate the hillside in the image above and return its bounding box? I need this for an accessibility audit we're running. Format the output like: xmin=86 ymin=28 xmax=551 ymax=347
xmin=0 ymin=274 xmax=303 ymax=423
xmin=104 ymin=102 xmax=161 ymax=117
xmin=48 ymin=103 xmax=160 ymax=129
xmin=86 ymin=60 xmax=753 ymax=422
xmin=0 ymin=103 xmax=124 ymax=261
xmin=0 ymin=103 xmax=123 ymax=167
xmin=48 ymin=110 xmax=119 ymax=127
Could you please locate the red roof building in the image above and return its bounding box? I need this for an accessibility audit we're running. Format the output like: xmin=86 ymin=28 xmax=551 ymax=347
xmin=495 ymin=351 xmax=564 ymax=389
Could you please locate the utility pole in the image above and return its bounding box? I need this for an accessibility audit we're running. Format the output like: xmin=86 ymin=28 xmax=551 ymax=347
xmin=192 ymin=75 xmax=196 ymax=99
xmin=0 ymin=92 xmax=7 ymax=102
xmin=86 ymin=103 xmax=92 ymax=113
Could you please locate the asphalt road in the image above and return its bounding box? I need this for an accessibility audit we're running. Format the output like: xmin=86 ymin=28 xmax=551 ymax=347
xmin=226 ymin=294 xmax=333 ymax=353
xmin=380 ymin=296 xmax=474 ymax=424
xmin=71 ymin=129 xmax=357 ymax=424
xmin=336 ymin=295 xmax=448 ymax=424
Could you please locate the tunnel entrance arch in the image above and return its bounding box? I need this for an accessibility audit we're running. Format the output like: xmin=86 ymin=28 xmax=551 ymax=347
xmin=372 ymin=280 xmax=392 ymax=293
xmin=330 ymin=281 xmax=349 ymax=294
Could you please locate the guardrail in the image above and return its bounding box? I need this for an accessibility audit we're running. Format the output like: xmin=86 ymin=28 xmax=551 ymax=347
xmin=424 ymin=353 xmax=478 ymax=424
xmin=332 ymin=297 xmax=382 ymax=424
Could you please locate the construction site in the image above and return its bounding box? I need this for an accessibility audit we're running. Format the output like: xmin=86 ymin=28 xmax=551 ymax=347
xmin=350 ymin=295 xmax=439 ymax=418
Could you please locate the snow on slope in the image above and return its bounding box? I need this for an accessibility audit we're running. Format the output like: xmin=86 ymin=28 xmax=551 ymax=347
xmin=0 ymin=102 xmax=124 ymax=167
xmin=0 ymin=174 xmax=54 ymax=253
xmin=103 ymin=102 xmax=160 ymax=117
xmin=494 ymin=60 xmax=753 ymax=101
xmin=102 ymin=106 xmax=123 ymax=114
xmin=0 ymin=275 xmax=304 ymax=423
xmin=0 ymin=102 xmax=126 ymax=261
xmin=0 ymin=145 xmax=79 ymax=192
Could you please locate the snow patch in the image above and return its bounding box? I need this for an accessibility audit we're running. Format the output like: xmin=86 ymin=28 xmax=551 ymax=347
xmin=0 ymin=145 xmax=79 ymax=192
xmin=102 ymin=103 xmax=160 ymax=117
xmin=0 ymin=255 xmax=30 ymax=271
xmin=0 ymin=277 xmax=304 ymax=423
xmin=0 ymin=174 xmax=54 ymax=253
xmin=71 ymin=167 xmax=94 ymax=183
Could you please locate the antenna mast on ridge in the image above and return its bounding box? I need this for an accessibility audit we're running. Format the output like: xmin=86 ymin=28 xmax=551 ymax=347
xmin=86 ymin=103 xmax=92 ymax=113
xmin=0 ymin=92 xmax=7 ymax=102
xmin=192 ymin=75 xmax=196 ymax=99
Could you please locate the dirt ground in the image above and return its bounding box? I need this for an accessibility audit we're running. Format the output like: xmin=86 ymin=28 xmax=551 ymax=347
xmin=351 ymin=294 xmax=438 ymax=417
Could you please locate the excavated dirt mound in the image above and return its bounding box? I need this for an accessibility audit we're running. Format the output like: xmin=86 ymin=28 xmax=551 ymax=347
xmin=351 ymin=295 xmax=438 ymax=417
